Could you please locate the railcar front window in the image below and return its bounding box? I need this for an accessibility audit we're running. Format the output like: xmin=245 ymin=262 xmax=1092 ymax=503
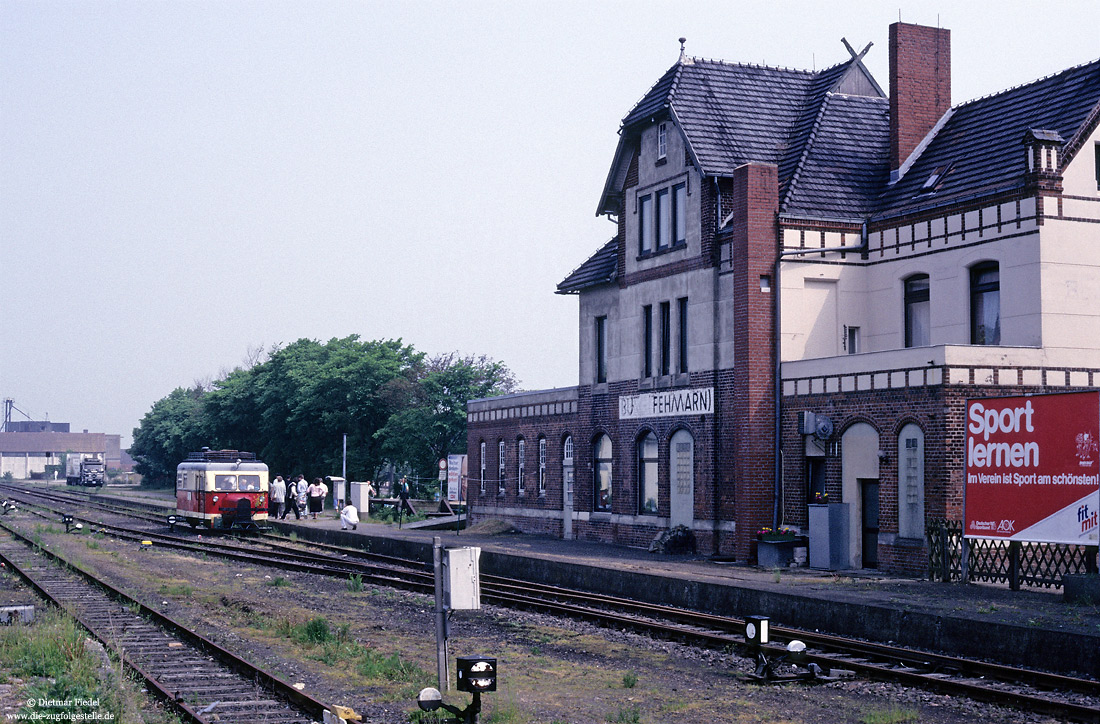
xmin=214 ymin=475 xmax=237 ymax=491
xmin=238 ymin=475 xmax=261 ymax=491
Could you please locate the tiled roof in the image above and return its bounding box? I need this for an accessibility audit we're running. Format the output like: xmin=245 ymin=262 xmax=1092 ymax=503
xmin=876 ymin=58 xmax=1100 ymax=218
xmin=556 ymin=238 xmax=617 ymax=294
xmin=782 ymin=93 xmax=891 ymax=219
xmin=570 ymin=51 xmax=1100 ymax=293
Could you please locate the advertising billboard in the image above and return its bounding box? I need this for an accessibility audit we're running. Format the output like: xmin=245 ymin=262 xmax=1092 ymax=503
xmin=964 ymin=391 xmax=1100 ymax=544
xmin=446 ymin=454 xmax=467 ymax=504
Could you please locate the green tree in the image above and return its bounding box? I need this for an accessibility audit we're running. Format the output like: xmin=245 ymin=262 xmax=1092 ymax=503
xmin=375 ymin=353 xmax=516 ymax=479
xmin=130 ymin=386 xmax=207 ymax=483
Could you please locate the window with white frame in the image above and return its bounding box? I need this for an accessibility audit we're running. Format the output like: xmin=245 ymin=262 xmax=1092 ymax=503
xmin=594 ymin=433 xmax=613 ymax=512
xmin=595 ymin=316 xmax=608 ymax=383
xmin=479 ymin=441 xmax=486 ymax=495
xmin=517 ymin=438 xmax=526 ymax=494
xmin=656 ymin=188 xmax=670 ymax=249
xmin=498 ymin=440 xmax=505 ymax=494
xmin=657 ymin=122 xmax=667 ymax=159
xmin=677 ymin=297 xmax=688 ymax=373
xmin=673 ymin=183 xmax=686 ymax=245
xmin=970 ymin=262 xmax=1000 ymax=345
xmin=904 ymin=274 xmax=930 ymax=347
xmin=637 ymin=181 xmax=688 ymax=256
xmin=639 ymin=195 xmax=653 ymax=254
xmin=538 ymin=437 xmax=547 ymax=495
xmin=638 ymin=431 xmax=658 ymax=514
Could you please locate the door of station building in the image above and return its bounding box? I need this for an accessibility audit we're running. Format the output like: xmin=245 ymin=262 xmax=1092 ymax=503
xmin=670 ymin=430 xmax=695 ymax=529
xmin=860 ymin=479 xmax=879 ymax=569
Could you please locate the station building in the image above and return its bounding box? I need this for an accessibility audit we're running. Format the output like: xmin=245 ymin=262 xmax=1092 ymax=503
xmin=466 ymin=22 xmax=1100 ymax=573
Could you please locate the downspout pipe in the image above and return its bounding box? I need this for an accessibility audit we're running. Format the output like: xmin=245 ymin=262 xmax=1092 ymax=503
xmin=772 ymin=220 xmax=869 ymax=531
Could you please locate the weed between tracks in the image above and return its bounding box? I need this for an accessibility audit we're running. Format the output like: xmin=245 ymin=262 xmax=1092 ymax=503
xmin=0 ymin=607 xmax=181 ymax=723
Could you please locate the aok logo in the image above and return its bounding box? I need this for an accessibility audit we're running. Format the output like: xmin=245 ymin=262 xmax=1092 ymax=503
xmin=997 ymin=519 xmax=1016 ymax=533
xmin=1077 ymin=432 xmax=1098 ymax=466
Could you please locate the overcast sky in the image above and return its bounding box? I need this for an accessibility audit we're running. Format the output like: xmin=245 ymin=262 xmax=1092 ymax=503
xmin=2 ymin=0 xmax=1098 ymax=448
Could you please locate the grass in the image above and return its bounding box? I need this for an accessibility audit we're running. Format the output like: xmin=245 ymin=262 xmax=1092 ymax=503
xmin=266 ymin=576 xmax=291 ymax=588
xmin=621 ymin=671 xmax=637 ymax=688
xmin=158 ymin=583 xmax=193 ymax=597
xmin=346 ymin=573 xmax=364 ymax=592
xmin=0 ymin=607 xmax=181 ymax=723
xmin=860 ymin=705 xmax=921 ymax=724
xmin=605 ymin=707 xmax=641 ymax=723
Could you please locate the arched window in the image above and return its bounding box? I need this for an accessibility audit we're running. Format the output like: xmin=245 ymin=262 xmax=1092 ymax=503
xmin=897 ymin=424 xmax=925 ymax=539
xmin=538 ymin=437 xmax=547 ymax=496
xmin=970 ymin=262 xmax=1000 ymax=345
xmin=904 ymin=274 xmax=930 ymax=347
xmin=497 ymin=440 xmax=505 ymax=495
xmin=593 ymin=434 xmax=613 ymax=512
xmin=638 ymin=432 xmax=658 ymax=514
xmin=517 ymin=438 xmax=526 ymax=494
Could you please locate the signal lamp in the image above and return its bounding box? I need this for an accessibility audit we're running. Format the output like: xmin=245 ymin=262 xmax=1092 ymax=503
xmin=416 ymin=687 xmax=443 ymax=712
xmin=457 ymin=656 xmax=496 ymax=693
xmin=745 ymin=615 xmax=769 ymax=646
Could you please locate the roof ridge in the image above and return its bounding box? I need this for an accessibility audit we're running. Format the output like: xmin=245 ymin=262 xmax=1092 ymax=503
xmin=620 ymin=60 xmax=684 ymax=128
xmin=953 ymin=56 xmax=1100 ymax=110
xmin=779 ymin=92 xmax=835 ymax=214
xmin=686 ymin=56 xmax=818 ymax=76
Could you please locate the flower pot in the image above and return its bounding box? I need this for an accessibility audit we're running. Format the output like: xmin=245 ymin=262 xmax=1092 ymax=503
xmin=757 ymin=539 xmax=796 ymax=568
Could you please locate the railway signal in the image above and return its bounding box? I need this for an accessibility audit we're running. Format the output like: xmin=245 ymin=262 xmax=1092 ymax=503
xmin=417 ymin=656 xmax=497 ymax=723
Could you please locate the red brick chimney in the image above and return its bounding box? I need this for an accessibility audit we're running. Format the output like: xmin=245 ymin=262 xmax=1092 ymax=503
xmin=889 ymin=22 xmax=951 ymax=171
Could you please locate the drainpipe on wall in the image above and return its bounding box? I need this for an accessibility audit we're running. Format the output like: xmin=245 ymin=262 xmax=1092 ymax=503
xmin=713 ymin=177 xmax=723 ymax=552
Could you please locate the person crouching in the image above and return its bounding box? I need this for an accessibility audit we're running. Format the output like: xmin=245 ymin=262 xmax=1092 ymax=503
xmin=340 ymin=502 xmax=359 ymax=530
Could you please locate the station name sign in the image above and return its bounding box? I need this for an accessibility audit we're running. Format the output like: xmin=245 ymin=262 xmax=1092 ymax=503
xmin=619 ymin=387 xmax=714 ymax=420
xmin=964 ymin=391 xmax=1100 ymax=545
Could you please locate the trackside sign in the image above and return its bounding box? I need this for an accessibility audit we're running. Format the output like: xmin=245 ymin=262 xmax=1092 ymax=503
xmin=964 ymin=391 xmax=1100 ymax=544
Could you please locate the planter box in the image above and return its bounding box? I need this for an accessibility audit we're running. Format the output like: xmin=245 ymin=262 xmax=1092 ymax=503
xmin=808 ymin=503 xmax=850 ymax=570
xmin=1063 ymin=574 xmax=1100 ymax=604
xmin=757 ymin=539 xmax=796 ymax=568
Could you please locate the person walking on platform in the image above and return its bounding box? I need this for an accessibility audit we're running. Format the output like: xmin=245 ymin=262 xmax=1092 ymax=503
xmin=270 ymin=476 xmax=286 ymax=520
xmin=284 ymin=475 xmax=303 ymax=520
xmin=340 ymin=501 xmax=359 ymax=530
xmin=307 ymin=477 xmax=325 ymax=520
xmin=295 ymin=475 xmax=308 ymax=518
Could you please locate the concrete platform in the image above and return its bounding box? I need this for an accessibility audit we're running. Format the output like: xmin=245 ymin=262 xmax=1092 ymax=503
xmin=269 ymin=513 xmax=1100 ymax=679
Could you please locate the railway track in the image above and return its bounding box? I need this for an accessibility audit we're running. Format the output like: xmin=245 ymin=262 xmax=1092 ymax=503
xmin=6 ymin=482 xmax=1100 ymax=722
xmin=0 ymin=522 xmax=328 ymax=724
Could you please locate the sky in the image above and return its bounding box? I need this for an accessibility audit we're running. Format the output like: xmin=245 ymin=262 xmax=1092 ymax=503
xmin=2 ymin=1 xmax=1098 ymax=448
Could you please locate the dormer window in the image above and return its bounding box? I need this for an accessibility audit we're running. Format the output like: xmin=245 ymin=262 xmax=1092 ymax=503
xmin=657 ymin=123 xmax=668 ymax=160
xmin=921 ymin=163 xmax=952 ymax=192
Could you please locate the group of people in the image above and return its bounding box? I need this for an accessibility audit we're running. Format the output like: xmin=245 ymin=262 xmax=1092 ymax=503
xmin=267 ymin=474 xmax=374 ymax=530
xmin=268 ymin=474 xmax=328 ymax=521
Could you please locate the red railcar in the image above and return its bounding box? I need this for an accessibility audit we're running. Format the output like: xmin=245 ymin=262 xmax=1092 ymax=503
xmin=175 ymin=449 xmax=269 ymax=530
